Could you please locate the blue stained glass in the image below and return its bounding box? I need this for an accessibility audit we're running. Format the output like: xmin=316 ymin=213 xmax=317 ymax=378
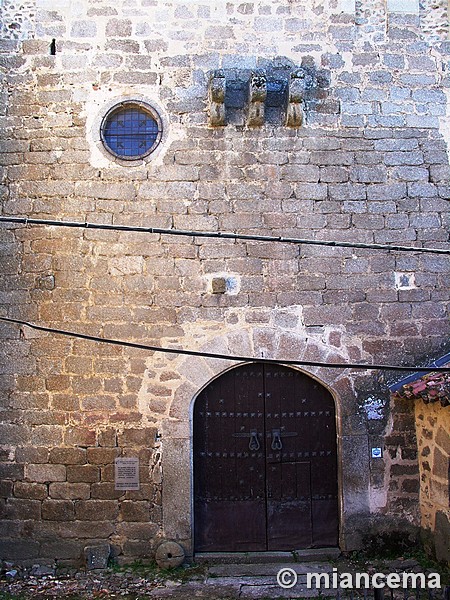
xmin=102 ymin=106 xmax=160 ymax=159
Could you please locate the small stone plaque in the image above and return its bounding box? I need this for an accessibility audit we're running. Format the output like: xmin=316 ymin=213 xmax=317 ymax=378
xmin=115 ymin=457 xmax=140 ymax=490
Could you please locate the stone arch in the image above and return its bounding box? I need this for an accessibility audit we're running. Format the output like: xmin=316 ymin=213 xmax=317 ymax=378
xmin=160 ymin=326 xmax=369 ymax=557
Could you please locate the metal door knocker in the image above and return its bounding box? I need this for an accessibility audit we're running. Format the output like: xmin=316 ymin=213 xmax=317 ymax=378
xmin=270 ymin=429 xmax=298 ymax=450
xmin=232 ymin=429 xmax=261 ymax=451
xmin=271 ymin=429 xmax=283 ymax=450
xmin=249 ymin=430 xmax=260 ymax=451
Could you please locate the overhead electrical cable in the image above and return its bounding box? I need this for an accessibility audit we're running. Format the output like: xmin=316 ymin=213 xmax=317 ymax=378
xmin=1 ymin=316 xmax=449 ymax=373
xmin=0 ymin=215 xmax=449 ymax=255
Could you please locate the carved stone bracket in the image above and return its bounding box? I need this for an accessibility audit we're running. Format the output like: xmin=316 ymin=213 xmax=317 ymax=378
xmin=286 ymin=69 xmax=306 ymax=128
xmin=247 ymin=70 xmax=267 ymax=127
xmin=208 ymin=67 xmax=310 ymax=128
xmin=208 ymin=70 xmax=226 ymax=127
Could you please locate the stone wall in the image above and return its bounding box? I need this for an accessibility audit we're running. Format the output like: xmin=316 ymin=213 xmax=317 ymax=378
xmin=1 ymin=425 xmax=162 ymax=564
xmin=415 ymin=400 xmax=450 ymax=563
xmin=0 ymin=0 xmax=449 ymax=565
xmin=384 ymin=397 xmax=420 ymax=524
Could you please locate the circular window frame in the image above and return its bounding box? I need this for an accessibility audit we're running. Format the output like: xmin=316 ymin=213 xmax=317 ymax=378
xmin=100 ymin=100 xmax=163 ymax=162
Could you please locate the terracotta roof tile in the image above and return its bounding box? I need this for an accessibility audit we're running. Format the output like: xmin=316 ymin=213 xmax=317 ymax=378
xmin=392 ymin=371 xmax=450 ymax=407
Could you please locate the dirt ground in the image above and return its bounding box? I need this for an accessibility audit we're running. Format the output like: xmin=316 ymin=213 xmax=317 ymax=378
xmin=1 ymin=553 xmax=449 ymax=600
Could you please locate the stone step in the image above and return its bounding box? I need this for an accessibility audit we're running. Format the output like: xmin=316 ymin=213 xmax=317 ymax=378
xmin=148 ymin=570 xmax=339 ymax=599
xmin=195 ymin=547 xmax=341 ymax=565
xmin=201 ymin=562 xmax=341 ymax=599
xmin=239 ymin=582 xmax=335 ymax=598
xmin=207 ymin=561 xmax=334 ymax=577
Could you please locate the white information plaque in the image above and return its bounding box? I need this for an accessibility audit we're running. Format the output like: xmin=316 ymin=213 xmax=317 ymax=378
xmin=115 ymin=457 xmax=140 ymax=490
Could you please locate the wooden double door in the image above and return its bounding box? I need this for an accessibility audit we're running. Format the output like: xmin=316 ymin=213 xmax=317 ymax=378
xmin=193 ymin=363 xmax=339 ymax=552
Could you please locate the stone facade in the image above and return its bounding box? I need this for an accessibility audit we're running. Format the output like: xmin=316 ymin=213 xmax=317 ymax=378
xmin=0 ymin=0 xmax=449 ymax=566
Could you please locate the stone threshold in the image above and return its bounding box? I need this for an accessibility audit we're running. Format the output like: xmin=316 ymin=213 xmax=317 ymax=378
xmin=194 ymin=547 xmax=341 ymax=565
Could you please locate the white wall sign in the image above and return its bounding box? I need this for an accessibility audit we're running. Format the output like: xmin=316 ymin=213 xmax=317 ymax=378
xmin=115 ymin=457 xmax=140 ymax=490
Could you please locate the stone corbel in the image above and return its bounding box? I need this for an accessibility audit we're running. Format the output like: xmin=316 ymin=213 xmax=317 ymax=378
xmin=286 ymin=69 xmax=305 ymax=128
xmin=247 ymin=70 xmax=267 ymax=127
xmin=208 ymin=70 xmax=226 ymax=127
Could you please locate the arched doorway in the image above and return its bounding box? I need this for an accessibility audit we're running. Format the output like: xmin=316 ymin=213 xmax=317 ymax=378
xmin=193 ymin=363 xmax=339 ymax=552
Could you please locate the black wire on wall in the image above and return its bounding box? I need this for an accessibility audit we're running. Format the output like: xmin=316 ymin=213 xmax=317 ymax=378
xmin=1 ymin=317 xmax=449 ymax=373
xmin=0 ymin=215 xmax=449 ymax=255
xmin=0 ymin=215 xmax=448 ymax=373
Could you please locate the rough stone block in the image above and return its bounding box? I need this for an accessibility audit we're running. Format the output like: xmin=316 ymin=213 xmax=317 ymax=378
xmin=435 ymin=427 xmax=450 ymax=455
xmin=98 ymin=429 xmax=118 ymax=448
xmin=42 ymin=499 xmax=75 ymax=521
xmin=0 ymin=540 xmax=40 ymax=560
xmin=16 ymin=448 xmax=48 ymax=464
xmin=329 ymin=183 xmax=366 ymax=200
xmin=90 ymin=483 xmax=124 ymax=500
xmin=0 ymin=424 xmax=30 ymax=445
xmin=51 ymin=395 xmax=81 ymax=412
xmin=84 ymin=543 xmax=111 ymax=570
xmin=105 ymin=19 xmax=132 ymax=36
xmin=280 ymin=165 xmax=320 ymax=182
xmin=118 ymin=428 xmax=157 ymax=447
xmin=64 ymin=428 xmax=97 ymax=447
xmin=434 ymin=511 xmax=450 ymax=563
xmin=122 ymin=540 xmax=156 ymax=559
xmin=320 ymin=166 xmax=349 ymax=183
xmin=5 ymin=498 xmax=41 ymax=520
xmin=26 ymin=464 xmax=66 ymax=483
xmin=71 ymin=21 xmax=97 ymax=37
xmin=49 ymin=448 xmax=86 ymax=465
xmin=87 ymin=448 xmax=121 ymax=464
xmin=53 ymin=521 xmax=115 ymax=539
xmin=75 ymin=182 xmax=136 ymax=201
xmin=432 ymin=446 xmax=448 ymax=479
xmin=106 ymin=39 xmax=139 ymax=53
xmin=40 ymin=539 xmax=83 ymax=560
xmin=387 ymin=0 xmax=419 ymax=13
xmin=14 ymin=482 xmax=47 ymax=500
xmin=117 ymin=522 xmax=160 ymax=541
xmin=113 ymin=72 xmax=158 ymax=85
xmin=75 ymin=500 xmax=119 ymax=521
xmin=67 ymin=465 xmax=100 ymax=483
xmin=401 ymin=478 xmax=420 ymax=493
xmin=49 ymin=483 xmax=90 ymax=500
xmin=0 ymin=481 xmax=13 ymax=498
xmin=30 ymin=426 xmax=63 ymax=446
xmin=120 ymin=500 xmax=151 ymax=522
xmin=408 ymin=182 xmax=438 ymax=198
xmin=351 ymin=166 xmax=386 ymax=183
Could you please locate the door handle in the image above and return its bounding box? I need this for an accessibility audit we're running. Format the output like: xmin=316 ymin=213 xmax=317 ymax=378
xmin=232 ymin=429 xmax=261 ymax=451
xmin=271 ymin=430 xmax=282 ymax=450
xmin=249 ymin=430 xmax=260 ymax=451
xmin=270 ymin=429 xmax=298 ymax=450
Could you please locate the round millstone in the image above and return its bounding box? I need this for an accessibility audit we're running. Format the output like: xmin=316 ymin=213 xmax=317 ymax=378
xmin=155 ymin=541 xmax=185 ymax=569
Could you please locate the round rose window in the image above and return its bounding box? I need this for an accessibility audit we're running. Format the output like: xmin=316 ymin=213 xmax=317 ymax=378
xmin=101 ymin=101 xmax=162 ymax=160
